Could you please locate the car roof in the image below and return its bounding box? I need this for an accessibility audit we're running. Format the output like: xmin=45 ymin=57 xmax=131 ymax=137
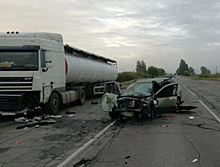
xmin=134 ymin=78 xmax=175 ymax=84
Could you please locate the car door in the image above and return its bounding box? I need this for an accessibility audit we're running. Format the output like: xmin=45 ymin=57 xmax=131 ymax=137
xmin=155 ymin=83 xmax=178 ymax=112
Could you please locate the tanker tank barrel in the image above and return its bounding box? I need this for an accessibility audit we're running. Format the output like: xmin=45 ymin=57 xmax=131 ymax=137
xmin=64 ymin=44 xmax=117 ymax=65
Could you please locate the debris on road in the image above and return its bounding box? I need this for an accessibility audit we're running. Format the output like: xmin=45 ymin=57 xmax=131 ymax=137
xmin=188 ymin=116 xmax=195 ymax=120
xmin=125 ymin=156 xmax=131 ymax=159
xmin=192 ymin=159 xmax=198 ymax=163
xmin=91 ymin=101 xmax=98 ymax=104
xmin=15 ymin=117 xmax=29 ymax=123
xmin=13 ymin=141 xmax=21 ymax=144
xmin=65 ymin=111 xmax=76 ymax=115
xmin=16 ymin=119 xmax=56 ymax=129
xmin=169 ymin=114 xmax=175 ymax=118
xmin=51 ymin=115 xmax=63 ymax=118
xmin=125 ymin=156 xmax=131 ymax=164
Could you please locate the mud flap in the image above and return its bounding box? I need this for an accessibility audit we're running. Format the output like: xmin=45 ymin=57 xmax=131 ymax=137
xmin=178 ymin=105 xmax=198 ymax=111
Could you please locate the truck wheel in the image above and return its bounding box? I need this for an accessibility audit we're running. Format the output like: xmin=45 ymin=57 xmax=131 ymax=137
xmin=45 ymin=92 xmax=60 ymax=115
xmin=78 ymin=89 xmax=86 ymax=105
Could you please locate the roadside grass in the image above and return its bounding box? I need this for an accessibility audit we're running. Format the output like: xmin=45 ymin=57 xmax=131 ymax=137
xmin=189 ymin=74 xmax=220 ymax=80
xmin=120 ymin=80 xmax=135 ymax=86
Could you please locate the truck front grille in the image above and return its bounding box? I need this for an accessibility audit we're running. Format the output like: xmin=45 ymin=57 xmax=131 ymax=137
xmin=0 ymin=77 xmax=33 ymax=91
xmin=0 ymin=93 xmax=24 ymax=111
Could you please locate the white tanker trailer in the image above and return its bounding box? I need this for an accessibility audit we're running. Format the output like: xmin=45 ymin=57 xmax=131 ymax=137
xmin=0 ymin=32 xmax=119 ymax=115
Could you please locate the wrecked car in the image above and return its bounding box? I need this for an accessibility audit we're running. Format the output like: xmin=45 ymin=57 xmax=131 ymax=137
xmin=101 ymin=78 xmax=196 ymax=119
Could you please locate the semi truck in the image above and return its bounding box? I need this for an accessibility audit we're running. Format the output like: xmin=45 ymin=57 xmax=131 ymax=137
xmin=0 ymin=32 xmax=119 ymax=115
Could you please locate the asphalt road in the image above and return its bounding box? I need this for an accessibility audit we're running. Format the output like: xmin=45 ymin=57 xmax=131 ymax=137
xmin=0 ymin=76 xmax=220 ymax=167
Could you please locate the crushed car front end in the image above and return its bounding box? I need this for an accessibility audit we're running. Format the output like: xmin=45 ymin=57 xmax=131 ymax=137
xmin=113 ymin=96 xmax=155 ymax=119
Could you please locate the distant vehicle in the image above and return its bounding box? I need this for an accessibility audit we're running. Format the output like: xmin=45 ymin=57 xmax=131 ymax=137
xmin=165 ymin=74 xmax=175 ymax=79
xmin=101 ymin=78 xmax=197 ymax=119
xmin=0 ymin=32 xmax=119 ymax=115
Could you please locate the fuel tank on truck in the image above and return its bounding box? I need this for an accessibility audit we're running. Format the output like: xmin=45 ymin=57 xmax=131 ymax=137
xmin=64 ymin=48 xmax=118 ymax=84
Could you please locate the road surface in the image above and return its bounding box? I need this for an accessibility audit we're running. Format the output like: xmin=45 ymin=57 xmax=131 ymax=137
xmin=0 ymin=76 xmax=220 ymax=167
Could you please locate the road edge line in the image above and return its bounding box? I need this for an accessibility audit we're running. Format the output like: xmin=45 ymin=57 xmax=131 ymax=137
xmin=187 ymin=89 xmax=196 ymax=96
xmin=199 ymin=100 xmax=220 ymax=123
xmin=57 ymin=120 xmax=116 ymax=167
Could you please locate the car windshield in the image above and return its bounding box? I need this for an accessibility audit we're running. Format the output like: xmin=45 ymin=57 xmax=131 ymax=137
xmin=0 ymin=51 xmax=38 ymax=71
xmin=121 ymin=81 xmax=153 ymax=97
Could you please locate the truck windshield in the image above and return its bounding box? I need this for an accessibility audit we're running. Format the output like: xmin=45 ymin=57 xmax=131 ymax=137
xmin=121 ymin=81 xmax=153 ymax=97
xmin=0 ymin=51 xmax=38 ymax=71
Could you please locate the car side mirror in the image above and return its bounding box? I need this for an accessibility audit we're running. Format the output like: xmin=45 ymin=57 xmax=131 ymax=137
xmin=153 ymin=99 xmax=158 ymax=106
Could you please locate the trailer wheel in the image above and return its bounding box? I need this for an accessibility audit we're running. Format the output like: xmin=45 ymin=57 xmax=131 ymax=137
xmin=78 ymin=89 xmax=86 ymax=105
xmin=44 ymin=92 xmax=60 ymax=115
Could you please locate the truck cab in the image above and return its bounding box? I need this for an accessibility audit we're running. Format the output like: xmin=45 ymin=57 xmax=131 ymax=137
xmin=0 ymin=32 xmax=66 ymax=115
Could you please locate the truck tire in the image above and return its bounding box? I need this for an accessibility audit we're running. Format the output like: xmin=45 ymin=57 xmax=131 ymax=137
xmin=78 ymin=89 xmax=86 ymax=105
xmin=44 ymin=92 xmax=60 ymax=115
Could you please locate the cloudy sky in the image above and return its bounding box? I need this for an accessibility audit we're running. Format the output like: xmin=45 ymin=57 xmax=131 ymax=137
xmin=1 ymin=0 xmax=220 ymax=73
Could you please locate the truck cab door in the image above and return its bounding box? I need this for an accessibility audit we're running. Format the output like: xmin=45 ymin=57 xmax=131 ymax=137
xmin=155 ymin=83 xmax=178 ymax=112
xmin=40 ymin=50 xmax=54 ymax=102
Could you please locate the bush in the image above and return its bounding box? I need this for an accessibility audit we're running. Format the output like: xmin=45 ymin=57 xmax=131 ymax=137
xmin=183 ymin=71 xmax=190 ymax=76
xmin=117 ymin=72 xmax=150 ymax=82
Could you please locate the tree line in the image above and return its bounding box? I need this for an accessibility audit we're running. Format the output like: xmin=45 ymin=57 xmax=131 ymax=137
xmin=117 ymin=60 xmax=165 ymax=82
xmin=176 ymin=59 xmax=211 ymax=76
xmin=117 ymin=59 xmax=212 ymax=83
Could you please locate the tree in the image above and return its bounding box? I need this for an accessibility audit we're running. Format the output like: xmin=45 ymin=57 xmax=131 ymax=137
xmin=158 ymin=68 xmax=165 ymax=76
xmin=176 ymin=68 xmax=180 ymax=75
xmin=188 ymin=67 xmax=195 ymax=73
xmin=200 ymin=66 xmax=211 ymax=74
xmin=148 ymin=66 xmax=159 ymax=78
xmin=183 ymin=71 xmax=190 ymax=76
xmin=178 ymin=59 xmax=188 ymax=75
xmin=136 ymin=60 xmax=146 ymax=72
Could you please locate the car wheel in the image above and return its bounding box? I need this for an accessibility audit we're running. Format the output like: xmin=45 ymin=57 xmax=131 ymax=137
xmin=176 ymin=97 xmax=182 ymax=111
xmin=142 ymin=107 xmax=153 ymax=119
xmin=109 ymin=107 xmax=119 ymax=120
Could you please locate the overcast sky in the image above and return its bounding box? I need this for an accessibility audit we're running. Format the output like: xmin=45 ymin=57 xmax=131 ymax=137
xmin=1 ymin=0 xmax=220 ymax=73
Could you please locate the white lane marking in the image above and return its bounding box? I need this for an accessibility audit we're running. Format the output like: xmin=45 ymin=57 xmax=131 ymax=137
xmin=57 ymin=120 xmax=116 ymax=167
xmin=187 ymin=89 xmax=196 ymax=96
xmin=180 ymin=82 xmax=196 ymax=96
xmin=181 ymin=83 xmax=187 ymax=88
xmin=199 ymin=100 xmax=220 ymax=123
